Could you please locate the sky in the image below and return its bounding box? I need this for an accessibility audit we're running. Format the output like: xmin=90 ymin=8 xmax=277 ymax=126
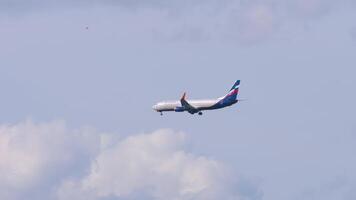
xmin=1 ymin=0 xmax=356 ymax=199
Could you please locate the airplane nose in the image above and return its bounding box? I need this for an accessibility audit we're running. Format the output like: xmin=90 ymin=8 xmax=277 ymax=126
xmin=152 ymin=105 xmax=157 ymax=110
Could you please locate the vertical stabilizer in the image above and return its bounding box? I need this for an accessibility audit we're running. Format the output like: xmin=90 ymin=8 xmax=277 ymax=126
xmin=224 ymin=80 xmax=240 ymax=101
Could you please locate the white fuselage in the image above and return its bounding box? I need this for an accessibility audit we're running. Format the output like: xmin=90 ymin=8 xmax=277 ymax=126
xmin=153 ymin=98 xmax=221 ymax=112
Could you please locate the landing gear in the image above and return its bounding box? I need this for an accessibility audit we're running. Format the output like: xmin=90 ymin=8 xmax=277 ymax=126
xmin=160 ymin=112 xmax=163 ymax=116
xmin=198 ymin=112 xmax=203 ymax=115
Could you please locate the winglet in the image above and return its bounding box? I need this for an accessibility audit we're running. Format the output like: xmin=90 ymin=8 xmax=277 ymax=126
xmin=181 ymin=92 xmax=186 ymax=100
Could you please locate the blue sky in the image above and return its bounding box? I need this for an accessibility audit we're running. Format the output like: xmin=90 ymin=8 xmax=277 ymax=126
xmin=1 ymin=0 xmax=356 ymax=199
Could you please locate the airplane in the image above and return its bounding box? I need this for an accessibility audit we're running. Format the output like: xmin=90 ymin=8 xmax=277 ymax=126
xmin=152 ymin=80 xmax=241 ymax=115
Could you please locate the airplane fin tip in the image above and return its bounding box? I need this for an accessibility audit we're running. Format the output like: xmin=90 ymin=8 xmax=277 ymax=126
xmin=181 ymin=92 xmax=186 ymax=100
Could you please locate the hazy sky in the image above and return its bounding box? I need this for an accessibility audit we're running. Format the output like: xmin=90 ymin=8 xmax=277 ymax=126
xmin=1 ymin=0 xmax=356 ymax=200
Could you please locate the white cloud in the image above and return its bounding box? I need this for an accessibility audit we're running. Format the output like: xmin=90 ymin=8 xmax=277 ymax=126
xmin=0 ymin=121 xmax=260 ymax=200
xmin=57 ymin=129 xmax=245 ymax=200
xmin=0 ymin=120 xmax=99 ymax=199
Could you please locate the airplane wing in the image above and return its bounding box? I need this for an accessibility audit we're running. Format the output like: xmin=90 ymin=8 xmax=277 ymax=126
xmin=180 ymin=92 xmax=199 ymax=114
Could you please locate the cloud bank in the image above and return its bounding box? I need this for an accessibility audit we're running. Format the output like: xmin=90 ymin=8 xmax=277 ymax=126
xmin=0 ymin=120 xmax=261 ymax=200
xmin=0 ymin=121 xmax=99 ymax=199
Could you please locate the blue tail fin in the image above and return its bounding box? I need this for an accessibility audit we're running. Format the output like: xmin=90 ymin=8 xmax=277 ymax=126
xmin=224 ymin=80 xmax=240 ymax=101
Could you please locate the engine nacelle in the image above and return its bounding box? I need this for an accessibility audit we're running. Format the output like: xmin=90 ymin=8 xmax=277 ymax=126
xmin=174 ymin=106 xmax=185 ymax=112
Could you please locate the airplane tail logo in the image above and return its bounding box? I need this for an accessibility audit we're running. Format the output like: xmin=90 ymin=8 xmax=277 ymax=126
xmin=224 ymin=80 xmax=240 ymax=101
